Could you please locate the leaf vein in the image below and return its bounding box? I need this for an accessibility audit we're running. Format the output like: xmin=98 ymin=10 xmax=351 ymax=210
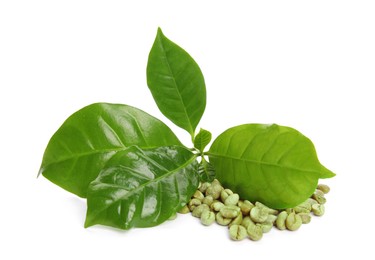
xmin=158 ymin=36 xmax=193 ymax=134
xmin=209 ymin=153 xmax=322 ymax=176
xmin=98 ymin=115 xmax=127 ymax=147
xmin=124 ymin=112 xmax=148 ymax=146
xmin=91 ymin=154 xmax=197 ymax=217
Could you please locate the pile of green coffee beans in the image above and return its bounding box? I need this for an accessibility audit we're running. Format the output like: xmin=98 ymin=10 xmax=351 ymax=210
xmin=178 ymin=179 xmax=330 ymax=241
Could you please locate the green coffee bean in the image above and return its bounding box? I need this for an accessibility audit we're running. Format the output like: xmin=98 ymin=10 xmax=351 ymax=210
xmin=216 ymin=212 xmax=232 ymax=226
xmin=255 ymin=202 xmax=278 ymax=215
xmin=187 ymin=179 xmax=331 ymax=242
xmin=294 ymin=201 xmax=312 ymax=213
xmin=285 ymin=208 xmax=294 ymax=214
xmin=168 ymin=212 xmax=177 ymax=220
xmin=211 ymin=179 xmax=223 ymax=187
xmin=205 ymin=184 xmax=223 ymax=199
xmin=199 ymin=182 xmax=211 ymax=193
xmin=260 ymin=222 xmax=273 ymax=233
xmin=224 ymin=194 xmax=240 ymax=206
xmin=211 ymin=201 xmax=225 ymax=212
xmin=312 ymin=190 xmax=326 ymax=204
xmin=229 ymin=225 xmax=248 ymax=241
xmin=312 ymin=204 xmax=325 ymax=216
xmin=188 ymin=198 xmax=201 ymax=211
xmin=202 ymin=195 xmax=214 ymax=206
xmin=265 ymin=214 xmax=277 ymax=224
xmin=286 ymin=212 xmax=302 ymax=231
xmin=192 ymin=204 xmax=210 ymax=218
xmin=250 ymin=206 xmax=269 ymax=223
xmin=220 ymin=189 xmax=234 ymax=202
xmin=306 ymin=198 xmax=319 ymax=206
xmin=298 ymin=213 xmax=311 ymax=224
xmin=239 ymin=200 xmax=254 ymax=216
xmin=229 ymin=212 xmax=243 ymax=227
xmin=315 ymin=189 xmax=325 ymax=197
xmin=211 ymin=179 xmax=222 ymax=186
xmin=317 ymin=184 xmax=330 ymax=194
xmin=276 ymin=211 xmax=288 ymax=230
xmin=225 ymin=188 xmax=234 ymax=195
xmin=178 ymin=205 xmax=190 ymax=214
xmin=193 ymin=190 xmax=205 ymax=201
xmin=247 ymin=223 xmax=263 ymax=241
xmin=220 ymin=206 xmax=240 ymax=219
xmin=241 ymin=216 xmax=255 ymax=229
xmin=200 ymin=210 xmax=216 ymax=226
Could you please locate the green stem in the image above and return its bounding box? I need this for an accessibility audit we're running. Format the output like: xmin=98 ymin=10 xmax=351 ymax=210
xmin=191 ymin=132 xmax=195 ymax=144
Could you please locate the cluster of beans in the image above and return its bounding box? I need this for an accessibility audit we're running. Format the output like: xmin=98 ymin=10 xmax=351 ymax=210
xmin=179 ymin=179 xmax=329 ymax=241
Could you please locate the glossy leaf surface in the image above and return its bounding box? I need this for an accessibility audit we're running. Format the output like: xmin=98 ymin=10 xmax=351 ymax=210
xmin=147 ymin=28 xmax=206 ymax=137
xmin=194 ymin=128 xmax=212 ymax=152
xmin=209 ymin=124 xmax=335 ymax=209
xmin=85 ymin=146 xmax=199 ymax=230
xmin=39 ymin=103 xmax=182 ymax=198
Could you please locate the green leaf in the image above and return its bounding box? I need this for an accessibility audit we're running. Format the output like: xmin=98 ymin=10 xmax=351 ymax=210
xmin=194 ymin=128 xmax=212 ymax=152
xmin=85 ymin=146 xmax=199 ymax=230
xmin=146 ymin=28 xmax=206 ymax=138
xmin=198 ymin=159 xmax=215 ymax=182
xmin=208 ymin=124 xmax=335 ymax=209
xmin=39 ymin=103 xmax=182 ymax=198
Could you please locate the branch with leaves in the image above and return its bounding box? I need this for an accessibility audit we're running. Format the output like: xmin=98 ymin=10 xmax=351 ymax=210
xmin=39 ymin=28 xmax=334 ymax=230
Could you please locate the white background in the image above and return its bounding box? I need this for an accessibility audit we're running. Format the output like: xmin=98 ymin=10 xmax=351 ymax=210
xmin=1 ymin=0 xmax=374 ymax=259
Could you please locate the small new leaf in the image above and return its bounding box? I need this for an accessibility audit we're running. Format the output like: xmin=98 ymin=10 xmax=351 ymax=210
xmin=194 ymin=128 xmax=212 ymax=152
xmin=147 ymin=28 xmax=206 ymax=138
xmin=198 ymin=159 xmax=215 ymax=182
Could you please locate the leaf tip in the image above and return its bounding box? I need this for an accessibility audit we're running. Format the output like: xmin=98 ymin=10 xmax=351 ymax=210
xmin=319 ymin=165 xmax=336 ymax=179
xmin=37 ymin=167 xmax=43 ymax=178
xmin=84 ymin=217 xmax=94 ymax=229
xmin=157 ymin=27 xmax=164 ymax=37
xmin=323 ymin=170 xmax=336 ymax=179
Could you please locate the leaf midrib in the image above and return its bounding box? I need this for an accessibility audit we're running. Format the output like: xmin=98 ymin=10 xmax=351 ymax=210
xmin=106 ymin=154 xmax=197 ymax=201
xmin=157 ymin=33 xmax=194 ymax=135
xmin=90 ymin=153 xmax=198 ymax=221
xmin=208 ymin=152 xmax=322 ymax=176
